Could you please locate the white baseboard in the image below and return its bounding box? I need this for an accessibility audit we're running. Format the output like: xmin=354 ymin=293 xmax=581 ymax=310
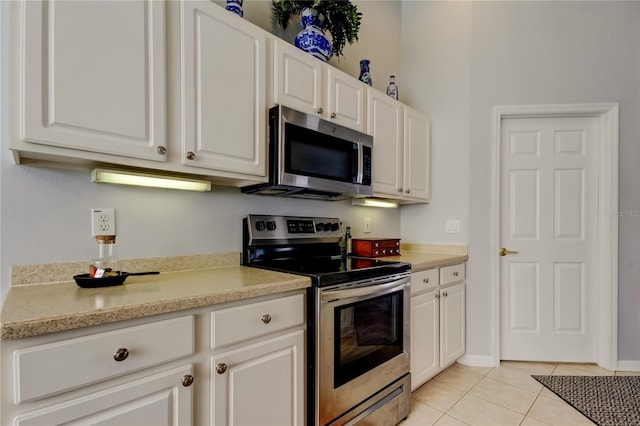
xmin=616 ymin=360 xmax=640 ymax=372
xmin=457 ymin=354 xmax=499 ymax=368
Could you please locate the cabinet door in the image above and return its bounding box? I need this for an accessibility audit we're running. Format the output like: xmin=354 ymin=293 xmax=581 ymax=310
xmin=367 ymin=89 xmax=403 ymax=198
xmin=13 ymin=365 xmax=193 ymax=426
xmin=326 ymin=67 xmax=366 ymax=132
xmin=440 ymin=283 xmax=466 ymax=368
xmin=403 ymin=106 xmax=432 ymax=202
xmin=212 ymin=330 xmax=304 ymax=426
xmin=410 ymin=290 xmax=440 ymax=391
xmin=181 ymin=1 xmax=266 ymax=177
xmin=21 ymin=0 xmax=166 ymax=161
xmin=273 ymin=39 xmax=323 ymax=116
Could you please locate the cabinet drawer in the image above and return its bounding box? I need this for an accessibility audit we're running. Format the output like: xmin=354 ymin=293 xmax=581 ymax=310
xmin=14 ymin=315 xmax=194 ymax=403
xmin=211 ymin=293 xmax=304 ymax=350
xmin=410 ymin=268 xmax=439 ymax=295
xmin=440 ymin=263 xmax=466 ymax=286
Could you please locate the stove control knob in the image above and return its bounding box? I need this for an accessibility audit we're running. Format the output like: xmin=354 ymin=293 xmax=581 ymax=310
xmin=266 ymin=221 xmax=277 ymax=231
xmin=323 ymin=223 xmax=332 ymax=232
xmin=331 ymin=223 xmax=340 ymax=232
xmin=315 ymin=223 xmax=324 ymax=232
xmin=255 ymin=221 xmax=266 ymax=231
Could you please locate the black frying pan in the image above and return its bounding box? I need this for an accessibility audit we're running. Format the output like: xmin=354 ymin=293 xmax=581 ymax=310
xmin=73 ymin=271 xmax=160 ymax=288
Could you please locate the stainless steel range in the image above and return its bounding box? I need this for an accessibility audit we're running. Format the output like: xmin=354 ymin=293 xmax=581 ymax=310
xmin=242 ymin=215 xmax=412 ymax=425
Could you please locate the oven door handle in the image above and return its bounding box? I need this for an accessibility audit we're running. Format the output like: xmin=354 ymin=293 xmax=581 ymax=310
xmin=321 ymin=280 xmax=408 ymax=302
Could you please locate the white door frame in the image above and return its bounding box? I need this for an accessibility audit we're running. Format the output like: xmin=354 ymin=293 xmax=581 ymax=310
xmin=490 ymin=103 xmax=619 ymax=370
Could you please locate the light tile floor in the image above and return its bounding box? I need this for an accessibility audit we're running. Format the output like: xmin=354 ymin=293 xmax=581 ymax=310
xmin=403 ymin=361 xmax=640 ymax=426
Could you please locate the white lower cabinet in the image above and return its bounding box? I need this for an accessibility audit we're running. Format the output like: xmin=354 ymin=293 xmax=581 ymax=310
xmin=13 ymin=365 xmax=194 ymax=426
xmin=439 ymin=282 xmax=466 ymax=368
xmin=410 ymin=288 xmax=439 ymax=391
xmin=410 ymin=264 xmax=466 ymax=391
xmin=1 ymin=291 xmax=306 ymax=426
xmin=210 ymin=293 xmax=305 ymax=425
xmin=211 ymin=330 xmax=305 ymax=425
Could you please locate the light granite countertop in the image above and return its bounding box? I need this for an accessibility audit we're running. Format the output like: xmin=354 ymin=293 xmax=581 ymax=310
xmin=1 ymin=247 xmax=468 ymax=340
xmin=385 ymin=243 xmax=469 ymax=272
xmin=1 ymin=265 xmax=310 ymax=340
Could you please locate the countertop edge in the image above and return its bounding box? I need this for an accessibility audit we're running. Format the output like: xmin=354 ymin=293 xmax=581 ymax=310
xmin=1 ymin=270 xmax=311 ymax=340
xmin=2 ymin=252 xmax=466 ymax=340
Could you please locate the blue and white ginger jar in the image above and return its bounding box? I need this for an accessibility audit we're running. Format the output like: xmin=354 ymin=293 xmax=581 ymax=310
xmin=294 ymin=7 xmax=332 ymax=62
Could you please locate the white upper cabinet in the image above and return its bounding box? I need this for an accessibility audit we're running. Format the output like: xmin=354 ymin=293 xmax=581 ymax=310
xmin=273 ymin=40 xmax=323 ymax=116
xmin=368 ymin=88 xmax=431 ymax=203
xmin=180 ymin=0 xmax=266 ymax=177
xmin=403 ymin=106 xmax=432 ymax=202
xmin=19 ymin=0 xmax=167 ymax=161
xmin=273 ymin=39 xmax=366 ymax=132
xmin=326 ymin=66 xmax=366 ymax=132
xmin=367 ymin=89 xmax=404 ymax=196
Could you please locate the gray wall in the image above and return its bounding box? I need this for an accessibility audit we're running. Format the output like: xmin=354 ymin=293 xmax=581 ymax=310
xmin=401 ymin=1 xmax=640 ymax=364
xmin=0 ymin=1 xmax=403 ymax=303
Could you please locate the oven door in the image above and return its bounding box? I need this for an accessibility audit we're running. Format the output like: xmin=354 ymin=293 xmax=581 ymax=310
xmin=316 ymin=273 xmax=410 ymax=425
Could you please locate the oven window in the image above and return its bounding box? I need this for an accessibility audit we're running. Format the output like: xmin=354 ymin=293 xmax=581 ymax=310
xmin=284 ymin=123 xmax=357 ymax=183
xmin=333 ymin=290 xmax=403 ymax=388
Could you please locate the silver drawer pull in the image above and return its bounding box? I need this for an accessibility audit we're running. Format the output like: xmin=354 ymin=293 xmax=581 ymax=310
xmin=182 ymin=375 xmax=194 ymax=387
xmin=423 ymin=278 xmax=429 ymax=283
xmin=216 ymin=363 xmax=227 ymax=374
xmin=261 ymin=314 xmax=272 ymax=324
xmin=156 ymin=146 xmax=166 ymax=155
xmin=453 ymin=271 xmax=459 ymax=277
xmin=443 ymin=292 xmax=448 ymax=297
xmin=113 ymin=348 xmax=129 ymax=362
xmin=186 ymin=151 xmax=196 ymax=160
xmin=317 ymin=107 xmax=324 ymax=114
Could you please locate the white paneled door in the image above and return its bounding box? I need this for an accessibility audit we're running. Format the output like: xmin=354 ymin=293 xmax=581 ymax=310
xmin=500 ymin=116 xmax=598 ymax=362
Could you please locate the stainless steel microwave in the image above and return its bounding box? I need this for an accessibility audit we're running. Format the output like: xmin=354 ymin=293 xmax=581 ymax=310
xmin=241 ymin=105 xmax=373 ymax=200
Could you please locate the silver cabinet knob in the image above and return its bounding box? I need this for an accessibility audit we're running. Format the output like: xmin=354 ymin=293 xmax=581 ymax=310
xmin=317 ymin=107 xmax=324 ymax=114
xmin=398 ymin=188 xmax=403 ymax=193
xmin=182 ymin=374 xmax=194 ymax=387
xmin=216 ymin=363 xmax=227 ymax=374
xmin=423 ymin=278 xmax=429 ymax=283
xmin=261 ymin=314 xmax=272 ymax=324
xmin=156 ymin=146 xmax=167 ymax=156
xmin=186 ymin=151 xmax=196 ymax=160
xmin=330 ymin=112 xmax=336 ymax=119
xmin=406 ymin=189 xmax=411 ymax=194
xmin=443 ymin=292 xmax=448 ymax=297
xmin=113 ymin=348 xmax=129 ymax=362
xmin=453 ymin=271 xmax=459 ymax=277
xmin=435 ymin=293 xmax=440 ymax=299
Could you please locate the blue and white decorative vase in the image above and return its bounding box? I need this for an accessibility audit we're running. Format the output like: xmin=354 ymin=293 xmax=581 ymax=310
xmin=294 ymin=7 xmax=332 ymax=62
xmin=225 ymin=0 xmax=243 ymax=17
xmin=359 ymin=60 xmax=372 ymax=86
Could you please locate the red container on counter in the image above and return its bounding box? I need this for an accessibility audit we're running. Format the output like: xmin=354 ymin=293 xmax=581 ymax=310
xmin=351 ymin=238 xmax=400 ymax=257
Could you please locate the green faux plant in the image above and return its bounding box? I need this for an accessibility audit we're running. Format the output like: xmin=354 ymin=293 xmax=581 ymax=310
xmin=272 ymin=0 xmax=362 ymax=58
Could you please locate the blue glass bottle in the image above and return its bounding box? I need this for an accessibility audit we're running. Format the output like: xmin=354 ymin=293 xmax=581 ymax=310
xmin=359 ymin=60 xmax=372 ymax=86
xmin=387 ymin=75 xmax=399 ymax=100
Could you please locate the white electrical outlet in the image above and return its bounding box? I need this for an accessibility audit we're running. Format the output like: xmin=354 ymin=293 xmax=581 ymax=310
xmin=363 ymin=217 xmax=371 ymax=234
xmin=91 ymin=208 xmax=116 ymax=237
xmin=445 ymin=219 xmax=460 ymax=233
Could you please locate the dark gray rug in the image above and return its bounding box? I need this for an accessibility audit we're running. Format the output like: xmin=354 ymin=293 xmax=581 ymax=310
xmin=532 ymin=375 xmax=640 ymax=426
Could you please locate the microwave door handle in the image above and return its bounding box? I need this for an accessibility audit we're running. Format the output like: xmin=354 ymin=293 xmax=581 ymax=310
xmin=355 ymin=143 xmax=363 ymax=184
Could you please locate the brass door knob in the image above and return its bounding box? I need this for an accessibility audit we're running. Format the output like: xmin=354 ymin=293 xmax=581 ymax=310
xmin=499 ymin=248 xmax=519 ymax=256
